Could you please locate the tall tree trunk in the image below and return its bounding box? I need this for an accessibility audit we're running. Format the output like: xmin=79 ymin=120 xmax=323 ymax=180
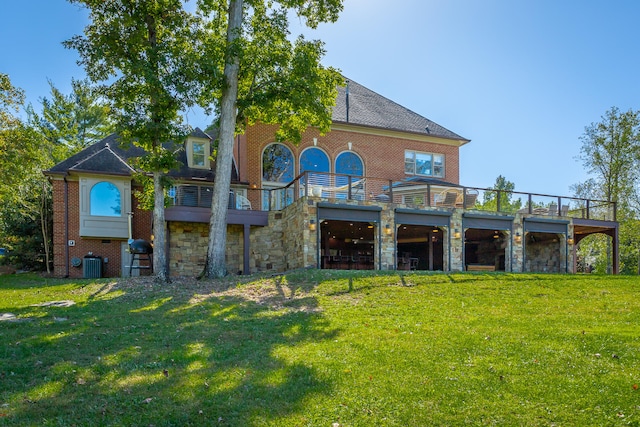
xmin=153 ymin=171 xmax=168 ymax=281
xmin=204 ymin=0 xmax=243 ymax=278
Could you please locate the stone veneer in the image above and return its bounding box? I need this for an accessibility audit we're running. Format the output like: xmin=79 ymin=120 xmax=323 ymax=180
xmin=168 ymin=198 xmax=576 ymax=277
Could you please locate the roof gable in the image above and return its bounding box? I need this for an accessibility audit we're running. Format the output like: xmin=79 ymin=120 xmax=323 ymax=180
xmin=45 ymin=128 xmax=239 ymax=182
xmin=46 ymin=133 xmax=146 ymax=176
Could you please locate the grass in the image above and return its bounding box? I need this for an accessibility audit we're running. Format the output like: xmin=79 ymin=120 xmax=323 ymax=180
xmin=1 ymin=271 xmax=640 ymax=426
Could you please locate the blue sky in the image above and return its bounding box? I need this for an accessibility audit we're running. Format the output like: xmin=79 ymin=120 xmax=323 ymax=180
xmin=3 ymin=1 xmax=640 ymax=196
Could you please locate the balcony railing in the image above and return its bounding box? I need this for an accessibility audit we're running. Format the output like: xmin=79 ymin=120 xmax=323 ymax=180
xmin=168 ymin=172 xmax=617 ymax=222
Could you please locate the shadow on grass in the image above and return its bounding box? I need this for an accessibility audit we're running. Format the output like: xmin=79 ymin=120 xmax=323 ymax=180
xmin=0 ymin=272 xmax=81 ymax=290
xmin=0 ymin=279 xmax=338 ymax=426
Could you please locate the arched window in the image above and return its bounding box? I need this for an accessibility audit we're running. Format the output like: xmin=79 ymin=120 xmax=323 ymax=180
xmin=300 ymin=147 xmax=330 ymax=187
xmin=262 ymin=143 xmax=294 ymax=184
xmin=335 ymin=151 xmax=364 ymax=178
xmin=90 ymin=181 xmax=121 ymax=217
xmin=262 ymin=143 xmax=295 ymax=210
xmin=335 ymin=151 xmax=365 ymax=199
xmin=300 ymin=147 xmax=330 ymax=174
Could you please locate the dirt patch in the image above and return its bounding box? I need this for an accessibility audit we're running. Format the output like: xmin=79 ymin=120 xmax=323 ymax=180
xmin=112 ymin=273 xmax=321 ymax=313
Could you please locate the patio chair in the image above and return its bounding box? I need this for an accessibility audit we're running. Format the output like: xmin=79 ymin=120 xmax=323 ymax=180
xmin=459 ymin=190 xmax=478 ymax=208
xmin=547 ymin=203 xmax=558 ymax=216
xmin=560 ymin=205 xmax=569 ymax=216
xmin=235 ymin=194 xmax=252 ymax=210
xmin=438 ymin=191 xmax=459 ymax=207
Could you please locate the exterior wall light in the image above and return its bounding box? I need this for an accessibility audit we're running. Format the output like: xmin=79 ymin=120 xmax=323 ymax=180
xmin=453 ymin=228 xmax=461 ymax=239
xmin=385 ymin=224 xmax=392 ymax=235
xmin=514 ymin=232 xmax=522 ymax=244
xmin=567 ymin=237 xmax=574 ymax=245
xmin=309 ymin=219 xmax=316 ymax=231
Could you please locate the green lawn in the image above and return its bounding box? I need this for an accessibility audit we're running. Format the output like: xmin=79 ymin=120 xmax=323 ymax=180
xmin=1 ymin=271 xmax=640 ymax=426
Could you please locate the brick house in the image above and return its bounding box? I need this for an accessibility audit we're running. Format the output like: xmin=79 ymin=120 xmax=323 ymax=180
xmin=45 ymin=78 xmax=619 ymax=278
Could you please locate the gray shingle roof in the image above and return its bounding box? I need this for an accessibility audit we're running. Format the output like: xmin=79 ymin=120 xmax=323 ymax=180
xmin=46 ymin=133 xmax=145 ymax=176
xmin=45 ymin=128 xmax=239 ymax=182
xmin=332 ymin=78 xmax=469 ymax=143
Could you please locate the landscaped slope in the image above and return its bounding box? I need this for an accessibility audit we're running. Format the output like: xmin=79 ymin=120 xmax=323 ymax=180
xmin=1 ymin=271 xmax=639 ymax=426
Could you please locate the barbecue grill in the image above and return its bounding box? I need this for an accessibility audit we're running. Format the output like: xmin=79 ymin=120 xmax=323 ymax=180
xmin=127 ymin=212 xmax=154 ymax=276
xmin=129 ymin=238 xmax=153 ymax=255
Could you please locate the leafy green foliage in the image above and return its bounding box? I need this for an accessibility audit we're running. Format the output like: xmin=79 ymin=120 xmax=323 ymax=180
xmin=479 ymin=175 xmax=522 ymax=213
xmin=574 ymin=107 xmax=640 ymax=273
xmin=65 ymin=0 xmax=204 ymax=280
xmin=131 ymin=172 xmax=175 ymax=211
xmin=0 ymin=75 xmax=53 ymax=271
xmin=26 ymin=79 xmax=113 ymax=154
xmin=198 ymin=0 xmax=344 ymax=278
xmin=1 ymin=74 xmax=113 ymax=272
xmin=578 ymin=107 xmax=640 ymax=207
xmin=197 ymin=1 xmax=343 ymax=143
xmin=1 ymin=271 xmax=640 ymax=425
xmin=65 ymin=0 xmax=198 ymax=150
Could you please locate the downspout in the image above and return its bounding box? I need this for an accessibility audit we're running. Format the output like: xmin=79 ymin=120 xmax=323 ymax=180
xmin=64 ymin=175 xmax=69 ymax=278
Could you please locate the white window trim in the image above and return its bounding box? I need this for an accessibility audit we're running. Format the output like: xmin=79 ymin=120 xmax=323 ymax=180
xmin=79 ymin=176 xmax=131 ymax=238
xmin=405 ymin=150 xmax=445 ymax=178
xmin=335 ymin=150 xmax=365 ymax=177
xmin=186 ymin=136 xmax=211 ymax=169
xmin=261 ymin=142 xmax=295 ymax=187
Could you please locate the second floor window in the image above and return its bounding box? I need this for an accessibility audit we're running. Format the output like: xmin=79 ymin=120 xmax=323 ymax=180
xmin=262 ymin=143 xmax=294 ymax=183
xmin=90 ymin=181 xmax=121 ymax=217
xmin=405 ymin=150 xmax=444 ymax=178
xmin=192 ymin=142 xmax=206 ymax=167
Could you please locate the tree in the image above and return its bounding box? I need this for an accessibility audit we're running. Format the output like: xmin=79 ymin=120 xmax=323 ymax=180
xmin=577 ymin=106 xmax=640 ymax=209
xmin=0 ymin=74 xmax=54 ymax=271
xmin=65 ymin=0 xmax=200 ymax=281
xmin=27 ymin=78 xmax=113 ymax=154
xmin=574 ymin=106 xmax=640 ymax=274
xmin=197 ymin=0 xmax=344 ymax=278
xmin=481 ymin=175 xmax=522 ymax=213
xmin=1 ymin=74 xmax=115 ymax=273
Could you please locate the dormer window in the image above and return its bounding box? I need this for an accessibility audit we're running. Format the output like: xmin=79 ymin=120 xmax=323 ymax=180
xmin=193 ymin=142 xmax=206 ymax=167
xmin=186 ymin=137 xmax=210 ymax=169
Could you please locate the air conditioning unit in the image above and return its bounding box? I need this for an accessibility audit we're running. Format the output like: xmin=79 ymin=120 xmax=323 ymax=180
xmin=83 ymin=255 xmax=102 ymax=279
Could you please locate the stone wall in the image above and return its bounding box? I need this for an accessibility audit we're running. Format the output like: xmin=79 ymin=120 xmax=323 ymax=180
xmin=167 ymin=201 xmax=579 ymax=277
xmin=168 ymin=222 xmax=208 ymax=277
xmin=524 ymin=233 xmax=568 ymax=273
